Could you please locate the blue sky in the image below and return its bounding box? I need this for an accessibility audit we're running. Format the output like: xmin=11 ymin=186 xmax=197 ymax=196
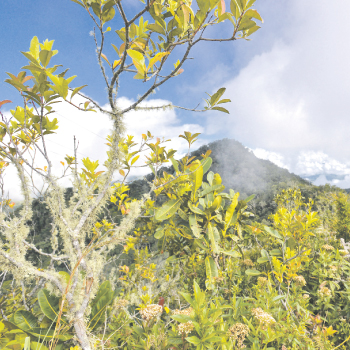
xmin=2 ymin=0 xmax=350 ymax=196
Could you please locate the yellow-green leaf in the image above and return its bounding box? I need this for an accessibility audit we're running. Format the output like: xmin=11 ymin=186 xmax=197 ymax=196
xmin=225 ymin=192 xmax=239 ymax=226
xmin=155 ymin=198 xmax=182 ymax=221
xmin=244 ymin=9 xmax=263 ymax=22
xmin=30 ymin=36 xmax=40 ymax=60
xmin=205 ymin=256 xmax=218 ymax=280
xmin=207 ymin=222 xmax=219 ymax=253
xmin=148 ymin=52 xmax=170 ymax=70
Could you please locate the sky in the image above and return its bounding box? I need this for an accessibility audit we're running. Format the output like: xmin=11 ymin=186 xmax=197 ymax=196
xmin=1 ymin=0 xmax=350 ymax=199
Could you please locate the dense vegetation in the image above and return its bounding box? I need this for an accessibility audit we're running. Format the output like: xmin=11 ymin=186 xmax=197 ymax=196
xmin=0 ymin=0 xmax=349 ymax=349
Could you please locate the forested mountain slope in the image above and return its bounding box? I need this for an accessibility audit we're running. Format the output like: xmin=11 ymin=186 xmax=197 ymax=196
xmin=192 ymin=139 xmax=308 ymax=196
xmin=128 ymin=138 xmax=310 ymax=221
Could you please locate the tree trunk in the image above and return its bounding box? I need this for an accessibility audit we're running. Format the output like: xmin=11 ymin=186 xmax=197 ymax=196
xmin=74 ymin=318 xmax=91 ymax=350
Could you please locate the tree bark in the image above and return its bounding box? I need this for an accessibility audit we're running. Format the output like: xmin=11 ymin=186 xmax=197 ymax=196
xmin=74 ymin=318 xmax=91 ymax=350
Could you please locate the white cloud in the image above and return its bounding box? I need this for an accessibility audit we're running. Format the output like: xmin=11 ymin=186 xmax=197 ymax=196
xmin=4 ymin=95 xmax=204 ymax=201
xmin=295 ymin=151 xmax=350 ymax=177
xmin=333 ymin=176 xmax=350 ymax=189
xmin=210 ymin=0 xmax=350 ymax=170
xmin=252 ymin=148 xmax=289 ymax=170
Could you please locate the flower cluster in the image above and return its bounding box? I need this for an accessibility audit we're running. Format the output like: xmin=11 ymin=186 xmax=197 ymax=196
xmin=257 ymin=277 xmax=268 ymax=287
xmin=140 ymin=304 xmax=163 ymax=321
xmin=178 ymin=322 xmax=195 ymax=335
xmin=252 ymin=308 xmax=276 ymax=329
xmin=322 ymin=244 xmax=334 ymax=251
xmin=339 ymin=249 xmax=348 ymax=256
xmin=329 ymin=265 xmax=337 ymax=272
xmin=242 ymin=259 xmax=254 ymax=267
xmin=293 ymin=275 xmax=306 ymax=287
xmin=115 ymin=299 xmax=129 ymax=309
xmin=318 ymin=286 xmax=331 ymax=298
xmin=173 ymin=307 xmax=194 ymax=335
xmin=228 ymin=323 xmax=249 ymax=348
xmin=173 ymin=307 xmax=194 ymax=316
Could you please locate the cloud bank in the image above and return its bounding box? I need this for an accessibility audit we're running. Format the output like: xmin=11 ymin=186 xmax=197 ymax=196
xmin=4 ymin=95 xmax=205 ymax=201
xmin=208 ymin=0 xmax=350 ymax=185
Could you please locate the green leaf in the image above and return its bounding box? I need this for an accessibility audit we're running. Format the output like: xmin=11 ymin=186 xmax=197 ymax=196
xmin=264 ymin=226 xmax=283 ymax=240
xmin=127 ymin=49 xmax=145 ymax=66
xmin=147 ymin=23 xmax=166 ymax=35
xmin=71 ymin=85 xmax=88 ymax=100
xmin=30 ymin=342 xmax=49 ymax=350
xmin=188 ymin=201 xmax=205 ymax=215
xmin=217 ymin=12 xmax=235 ymax=24
xmin=205 ymin=256 xmax=218 ymax=280
xmin=178 ymin=208 xmax=188 ymax=221
xmin=116 ymin=29 xmax=126 ymax=42
xmin=207 ymin=171 xmax=214 ymax=185
xmin=191 ymin=160 xmax=203 ymax=201
xmin=236 ymin=0 xmax=245 ymax=11
xmin=30 ymin=36 xmax=40 ymax=60
xmin=23 ymin=91 xmax=42 ymax=105
xmin=245 ymin=25 xmax=260 ymax=37
xmin=21 ymin=52 xmax=41 ymax=66
xmin=13 ymin=311 xmax=38 ymax=331
xmin=154 ymin=227 xmax=165 ymax=239
xmin=244 ymin=194 xmax=255 ymax=203
xmin=201 ymin=157 xmax=212 ymax=174
xmin=270 ymin=249 xmax=282 ymax=256
xmin=225 ymin=192 xmax=239 ymax=226
xmin=211 ymin=106 xmax=229 ymax=114
xmin=220 ymin=249 xmax=241 ymax=258
xmin=38 ymin=289 xmax=64 ymax=324
xmin=217 ymin=98 xmax=231 ymax=104
xmin=239 ymin=17 xmax=256 ymax=31
xmin=189 ymin=214 xmax=202 ymax=238
xmin=246 ymin=0 xmax=256 ymax=7
xmin=59 ymin=271 xmax=71 ymax=285
xmin=47 ymin=73 xmax=69 ymax=99
xmin=170 ymin=157 xmax=179 ymax=172
xmin=210 ymin=87 xmax=226 ymax=105
xmin=149 ymin=163 xmax=156 ymax=175
xmin=209 ymin=195 xmax=222 ymax=211
xmin=171 ymin=315 xmax=193 ymax=323
xmin=89 ymin=281 xmax=116 ymax=330
xmin=230 ymin=0 xmax=240 ymax=18
xmin=244 ymin=9 xmax=263 ymax=22
xmin=245 ymin=269 xmax=261 ymax=276
xmin=66 ymin=75 xmax=77 ymax=84
xmin=179 ymin=292 xmax=194 ymax=306
xmin=198 ymin=184 xmax=223 ymax=198
xmin=155 ymin=198 xmax=182 ymax=221
xmin=148 ymin=51 xmax=170 ymax=70
xmin=27 ymin=328 xmax=73 ymax=341
xmin=39 ymin=50 xmax=53 ymax=67
xmin=101 ymin=4 xmax=115 ymax=22
xmin=261 ymin=249 xmax=269 ymax=257
xmin=207 ymin=223 xmax=219 ymax=254
xmin=272 ymin=295 xmax=286 ymax=302
xmin=213 ymin=173 xmax=222 ymax=185
xmin=257 ymin=257 xmax=269 ymax=264
xmin=196 ymin=0 xmax=210 ymax=12
xmin=186 ymin=336 xmax=201 ymax=345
